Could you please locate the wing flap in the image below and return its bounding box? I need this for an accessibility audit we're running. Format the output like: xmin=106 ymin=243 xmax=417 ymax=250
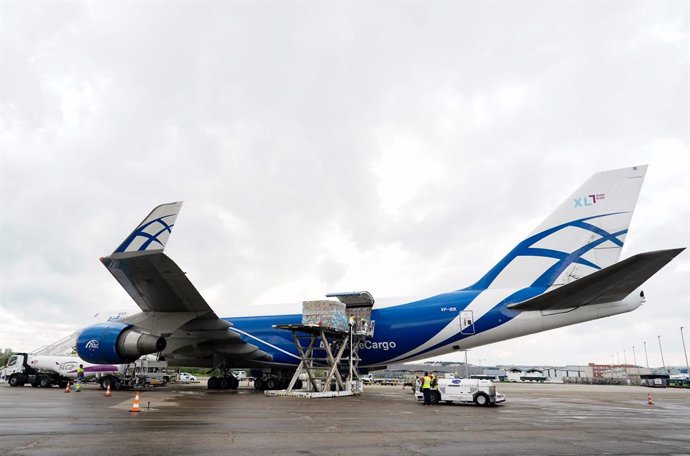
xmin=508 ymin=248 xmax=685 ymax=311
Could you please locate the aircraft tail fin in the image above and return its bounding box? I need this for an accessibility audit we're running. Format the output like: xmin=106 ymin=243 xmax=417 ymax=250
xmin=470 ymin=166 xmax=648 ymax=290
xmin=112 ymin=202 xmax=183 ymax=255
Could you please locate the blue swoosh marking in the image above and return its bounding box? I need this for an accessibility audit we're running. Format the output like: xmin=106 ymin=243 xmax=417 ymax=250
xmin=407 ymin=213 xmax=628 ymax=359
xmin=467 ymin=212 xmax=627 ymax=290
xmin=116 ymin=214 xmax=176 ymax=253
xmin=531 ymin=228 xmax=626 ymax=287
xmin=520 ymin=248 xmax=600 ymax=270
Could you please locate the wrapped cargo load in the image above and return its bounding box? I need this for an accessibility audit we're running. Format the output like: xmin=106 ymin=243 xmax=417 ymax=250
xmin=302 ymin=300 xmax=349 ymax=332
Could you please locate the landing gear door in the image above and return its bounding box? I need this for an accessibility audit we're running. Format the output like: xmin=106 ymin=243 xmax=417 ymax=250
xmin=460 ymin=310 xmax=475 ymax=335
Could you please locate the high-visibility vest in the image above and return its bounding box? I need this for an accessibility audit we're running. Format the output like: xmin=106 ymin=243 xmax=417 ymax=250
xmin=422 ymin=375 xmax=431 ymax=389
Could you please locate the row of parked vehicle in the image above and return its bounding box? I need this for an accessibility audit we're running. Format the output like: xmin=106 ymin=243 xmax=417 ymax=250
xmin=0 ymin=352 xmax=208 ymax=390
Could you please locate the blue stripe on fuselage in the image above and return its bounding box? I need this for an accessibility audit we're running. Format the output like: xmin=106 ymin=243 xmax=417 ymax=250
xmin=226 ymin=290 xmax=479 ymax=366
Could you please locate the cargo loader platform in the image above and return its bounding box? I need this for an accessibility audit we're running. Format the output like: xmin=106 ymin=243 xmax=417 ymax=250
xmin=265 ymin=292 xmax=375 ymax=398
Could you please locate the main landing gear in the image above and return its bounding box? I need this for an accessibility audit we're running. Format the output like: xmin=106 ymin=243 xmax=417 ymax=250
xmin=253 ymin=370 xmax=302 ymax=391
xmin=207 ymin=374 xmax=239 ymax=390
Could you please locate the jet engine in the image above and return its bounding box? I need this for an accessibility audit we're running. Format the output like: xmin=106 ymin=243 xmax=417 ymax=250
xmin=76 ymin=321 xmax=166 ymax=364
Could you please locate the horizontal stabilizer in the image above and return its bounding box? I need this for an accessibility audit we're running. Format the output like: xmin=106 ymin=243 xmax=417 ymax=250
xmin=508 ymin=248 xmax=685 ymax=311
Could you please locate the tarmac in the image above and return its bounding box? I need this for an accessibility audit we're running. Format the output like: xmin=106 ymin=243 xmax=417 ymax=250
xmin=0 ymin=381 xmax=688 ymax=455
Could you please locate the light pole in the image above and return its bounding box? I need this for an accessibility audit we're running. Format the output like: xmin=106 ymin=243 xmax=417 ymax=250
xmin=643 ymin=341 xmax=650 ymax=368
xmin=623 ymin=348 xmax=627 ymax=365
xmin=464 ymin=351 xmax=469 ymax=378
xmin=658 ymin=335 xmax=667 ymax=374
xmin=681 ymin=327 xmax=689 ymax=378
xmin=633 ymin=345 xmax=640 ymax=385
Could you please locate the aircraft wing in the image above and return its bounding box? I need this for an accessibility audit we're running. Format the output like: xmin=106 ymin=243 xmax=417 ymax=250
xmin=102 ymin=252 xmax=215 ymax=314
xmin=102 ymin=202 xmax=272 ymax=367
xmin=508 ymin=248 xmax=685 ymax=311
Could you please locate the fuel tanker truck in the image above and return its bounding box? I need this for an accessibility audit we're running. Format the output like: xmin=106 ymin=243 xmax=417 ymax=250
xmin=0 ymin=352 xmax=120 ymax=388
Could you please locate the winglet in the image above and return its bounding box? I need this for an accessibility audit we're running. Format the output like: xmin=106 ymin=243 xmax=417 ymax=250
xmin=113 ymin=202 xmax=183 ymax=255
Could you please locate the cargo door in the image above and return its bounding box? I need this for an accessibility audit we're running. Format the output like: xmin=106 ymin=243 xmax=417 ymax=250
xmin=460 ymin=310 xmax=475 ymax=335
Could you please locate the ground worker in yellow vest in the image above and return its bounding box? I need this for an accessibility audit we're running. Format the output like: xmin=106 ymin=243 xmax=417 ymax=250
xmin=421 ymin=372 xmax=432 ymax=406
xmin=76 ymin=364 xmax=85 ymax=392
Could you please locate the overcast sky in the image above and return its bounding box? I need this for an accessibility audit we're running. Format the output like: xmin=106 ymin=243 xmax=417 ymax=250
xmin=1 ymin=0 xmax=688 ymax=369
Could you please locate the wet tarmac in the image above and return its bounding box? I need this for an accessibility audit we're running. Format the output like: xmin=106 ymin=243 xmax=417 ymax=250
xmin=0 ymin=381 xmax=688 ymax=455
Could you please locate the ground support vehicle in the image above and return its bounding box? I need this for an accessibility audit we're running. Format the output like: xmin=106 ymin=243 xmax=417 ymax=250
xmin=97 ymin=358 xmax=171 ymax=390
xmin=96 ymin=373 xmax=142 ymax=391
xmin=414 ymin=378 xmax=506 ymax=406
xmin=252 ymin=369 xmax=303 ymax=391
xmin=136 ymin=358 xmax=172 ymax=385
xmin=1 ymin=353 xmax=119 ymax=388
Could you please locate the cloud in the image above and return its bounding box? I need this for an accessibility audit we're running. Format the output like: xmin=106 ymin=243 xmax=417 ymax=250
xmin=1 ymin=1 xmax=688 ymax=367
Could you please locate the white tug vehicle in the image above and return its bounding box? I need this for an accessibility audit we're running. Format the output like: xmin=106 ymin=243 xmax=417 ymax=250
xmin=415 ymin=378 xmax=506 ymax=406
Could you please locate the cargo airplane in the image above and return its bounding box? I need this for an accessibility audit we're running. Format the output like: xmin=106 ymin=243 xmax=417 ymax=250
xmin=77 ymin=165 xmax=684 ymax=389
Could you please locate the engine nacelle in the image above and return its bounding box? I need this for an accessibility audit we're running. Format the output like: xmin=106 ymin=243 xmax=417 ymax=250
xmin=76 ymin=322 xmax=166 ymax=364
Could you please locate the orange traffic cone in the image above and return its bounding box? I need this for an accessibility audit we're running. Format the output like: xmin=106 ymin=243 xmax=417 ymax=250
xmin=129 ymin=390 xmax=141 ymax=412
xmin=104 ymin=384 xmax=112 ymax=397
xmin=647 ymin=393 xmax=654 ymax=405
xmin=64 ymin=382 xmax=71 ymax=393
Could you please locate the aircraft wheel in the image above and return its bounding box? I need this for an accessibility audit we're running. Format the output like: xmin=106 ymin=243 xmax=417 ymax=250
xmin=219 ymin=377 xmax=230 ymax=390
xmin=474 ymin=393 xmax=490 ymax=406
xmin=100 ymin=377 xmax=114 ymax=390
xmin=266 ymin=377 xmax=277 ymax=390
xmin=254 ymin=377 xmax=264 ymax=390
xmin=229 ymin=376 xmax=239 ymax=390
xmin=207 ymin=376 xmax=219 ymax=390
